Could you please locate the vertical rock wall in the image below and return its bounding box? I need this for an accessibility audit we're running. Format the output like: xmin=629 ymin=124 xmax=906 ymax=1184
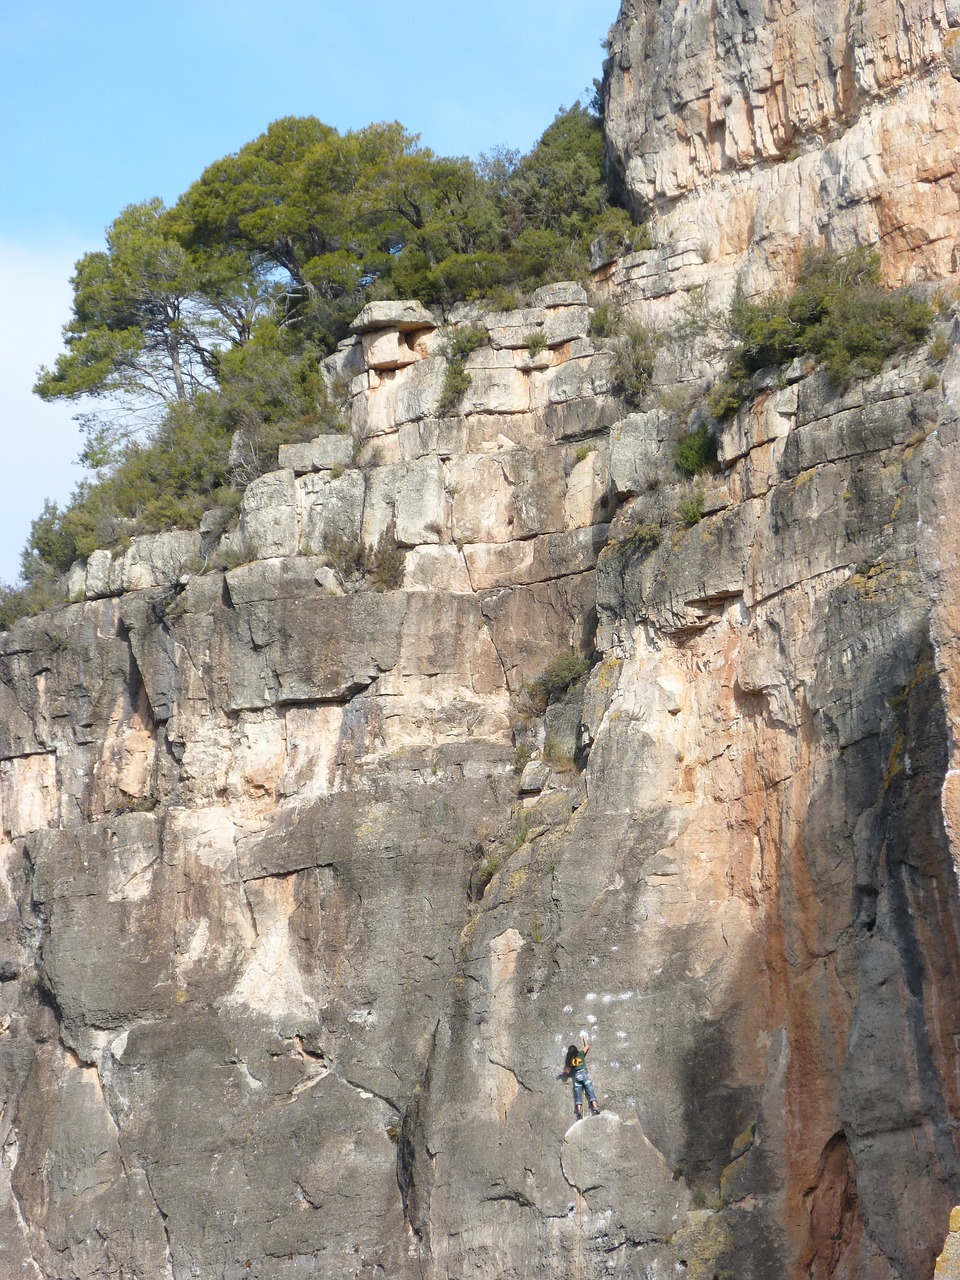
xmin=602 ymin=0 xmax=960 ymax=294
xmin=0 ymin=4 xmax=959 ymax=1275
xmin=1 ymin=274 xmax=958 ymax=1278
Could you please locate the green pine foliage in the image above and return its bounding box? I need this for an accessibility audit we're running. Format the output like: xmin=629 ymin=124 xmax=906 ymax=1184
xmin=6 ymin=100 xmax=638 ymax=627
xmin=388 ymin=103 xmax=628 ymax=304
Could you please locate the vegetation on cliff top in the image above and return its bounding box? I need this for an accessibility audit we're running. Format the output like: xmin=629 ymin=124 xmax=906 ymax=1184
xmin=35 ymin=104 xmax=625 ymax=428
xmin=2 ymin=130 xmax=940 ymax=632
xmin=0 ymin=102 xmax=634 ymax=625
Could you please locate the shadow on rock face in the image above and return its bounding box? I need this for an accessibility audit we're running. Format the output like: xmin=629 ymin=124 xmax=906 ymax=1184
xmin=678 ymin=1014 xmax=742 ymax=1187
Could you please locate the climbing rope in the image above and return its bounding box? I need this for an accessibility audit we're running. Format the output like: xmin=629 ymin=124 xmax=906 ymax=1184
xmin=575 ymin=1108 xmax=585 ymax=1280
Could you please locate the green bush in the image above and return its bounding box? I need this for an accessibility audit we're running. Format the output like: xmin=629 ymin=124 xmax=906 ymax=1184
xmin=590 ymin=206 xmax=646 ymax=263
xmin=20 ymin=499 xmax=78 ymax=578
xmin=531 ymin=651 xmax=591 ymax=702
xmin=717 ymin=247 xmax=935 ymax=413
xmin=444 ymin=325 xmax=488 ymax=360
xmin=803 ymin=288 xmax=932 ymax=386
xmin=214 ymin=333 xmax=342 ymax=483
xmin=678 ymin=488 xmax=705 ymax=526
xmin=380 ymin=103 xmax=635 ymax=307
xmin=707 ymin=378 xmax=742 ymax=421
xmin=472 ymin=849 xmax=503 ymax=897
xmin=483 ymin=284 xmax=524 ymax=313
xmin=437 ymin=361 xmax=473 ymax=416
xmin=929 ymin=331 xmax=951 ymax=362
xmin=589 ymin=300 xmax=621 ymax=339
xmin=208 ymin=543 xmax=250 ymax=573
xmin=0 ymin=577 xmax=69 ymax=631
xmin=323 ymin=530 xmax=404 ymax=590
xmin=21 ymin=402 xmax=240 ymax=566
xmin=674 ymin=422 xmax=717 ymax=477
xmin=435 ymin=326 xmax=486 ymax=415
xmin=525 ymin=330 xmax=548 ymax=358
xmin=613 ymin=323 xmax=661 ymax=406
xmin=620 ymin=523 xmax=660 ymax=555
xmin=14 ymin=329 xmax=338 ymax=581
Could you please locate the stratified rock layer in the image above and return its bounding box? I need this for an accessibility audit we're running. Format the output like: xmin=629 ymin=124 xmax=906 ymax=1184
xmin=603 ymin=0 xmax=960 ymax=295
xmin=1 ymin=273 xmax=958 ymax=1279
xmin=2 ymin=2 xmax=960 ymax=1273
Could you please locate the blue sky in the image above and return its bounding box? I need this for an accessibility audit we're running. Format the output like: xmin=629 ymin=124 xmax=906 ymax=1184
xmin=0 ymin=1 xmax=618 ymax=583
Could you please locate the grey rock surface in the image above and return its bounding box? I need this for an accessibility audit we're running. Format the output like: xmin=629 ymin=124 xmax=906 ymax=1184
xmin=233 ymin=468 xmax=299 ymax=560
xmin=83 ymin=547 xmax=113 ymax=598
xmin=108 ymin=531 xmax=202 ymax=594
xmin=297 ymin=466 xmax=365 ymax=556
xmin=2 ymin=99 xmax=960 ymax=1280
xmin=278 ymin=433 xmax=353 ymax=474
xmin=531 ymin=282 xmax=588 ymax=309
xmin=350 ymin=299 xmax=437 ymax=332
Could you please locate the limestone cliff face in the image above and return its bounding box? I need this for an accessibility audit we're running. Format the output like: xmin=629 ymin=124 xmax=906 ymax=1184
xmin=602 ymin=0 xmax=960 ymax=295
xmin=2 ymin=8 xmax=960 ymax=1280
xmin=1 ymin=283 xmax=959 ymax=1279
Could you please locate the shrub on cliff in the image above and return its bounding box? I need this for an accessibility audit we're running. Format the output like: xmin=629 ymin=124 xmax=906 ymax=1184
xmin=0 ymin=577 xmax=69 ymax=631
xmin=712 ymin=248 xmax=935 ymax=417
xmin=612 ymin=322 xmax=662 ymax=406
xmin=674 ymin=422 xmax=717 ymax=477
xmin=364 ymin=532 xmax=406 ymax=592
xmin=530 ymin=652 xmax=591 ymax=704
xmin=443 ymin=326 xmax=488 ymax=360
xmin=437 ymin=362 xmax=473 ymax=415
xmin=21 ymin=332 xmax=337 ymax=575
xmin=436 ymin=325 xmax=488 ymax=415
xmin=212 ymin=330 xmax=341 ymax=484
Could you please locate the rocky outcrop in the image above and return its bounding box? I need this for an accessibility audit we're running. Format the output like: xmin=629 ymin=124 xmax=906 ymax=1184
xmin=1 ymin=270 xmax=958 ymax=1278
xmin=0 ymin=290 xmax=615 ymax=1280
xmin=2 ymin=4 xmax=960 ymax=1276
xmin=602 ymin=0 xmax=960 ymax=299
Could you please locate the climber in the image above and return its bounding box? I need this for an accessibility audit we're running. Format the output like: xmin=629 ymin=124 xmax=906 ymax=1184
xmin=559 ymin=1032 xmax=601 ymax=1121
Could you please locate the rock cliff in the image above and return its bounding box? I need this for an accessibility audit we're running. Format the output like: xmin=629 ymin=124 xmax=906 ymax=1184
xmin=602 ymin=0 xmax=960 ymax=299
xmin=2 ymin=5 xmax=960 ymax=1279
